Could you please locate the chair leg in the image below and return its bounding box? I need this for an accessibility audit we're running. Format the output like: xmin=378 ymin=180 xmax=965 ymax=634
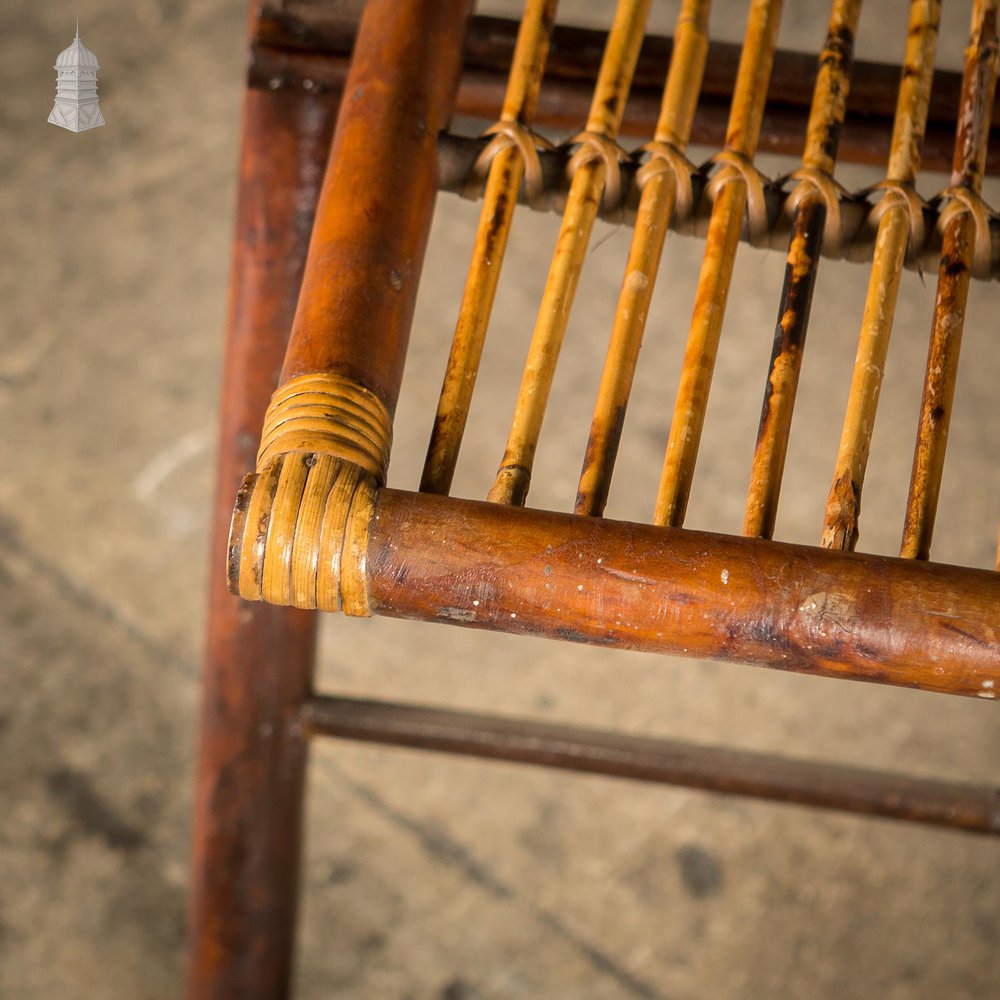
xmin=186 ymin=85 xmax=337 ymax=1000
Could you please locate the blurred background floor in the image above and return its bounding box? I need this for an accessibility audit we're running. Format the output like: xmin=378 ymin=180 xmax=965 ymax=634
xmin=2 ymin=1 xmax=999 ymax=998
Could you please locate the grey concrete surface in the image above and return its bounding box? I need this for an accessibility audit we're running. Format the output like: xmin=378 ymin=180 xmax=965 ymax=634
xmin=2 ymin=1 xmax=998 ymax=998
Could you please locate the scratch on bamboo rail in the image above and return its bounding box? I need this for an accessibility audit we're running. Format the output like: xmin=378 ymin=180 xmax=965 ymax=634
xmin=821 ymin=0 xmax=941 ymax=552
xmin=653 ymin=0 xmax=784 ymax=529
xmin=743 ymin=0 xmax=861 ymax=540
xmin=900 ymin=0 xmax=999 ymax=560
xmin=487 ymin=0 xmax=650 ymax=507
xmin=574 ymin=0 xmax=711 ymax=518
xmin=420 ymin=0 xmax=558 ymax=497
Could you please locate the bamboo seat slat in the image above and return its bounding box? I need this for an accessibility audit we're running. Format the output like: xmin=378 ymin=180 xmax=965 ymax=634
xmin=653 ymin=0 xmax=784 ymax=529
xmin=420 ymin=0 xmax=558 ymax=498
xmin=743 ymin=0 xmax=861 ymax=541
xmin=487 ymin=0 xmax=651 ymax=507
xmin=820 ymin=0 xmax=941 ymax=552
xmin=574 ymin=0 xmax=711 ymax=519
xmin=900 ymin=0 xmax=1000 ymax=561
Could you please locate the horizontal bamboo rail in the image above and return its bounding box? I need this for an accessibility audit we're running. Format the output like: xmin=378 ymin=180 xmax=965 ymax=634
xmin=229 ymin=483 xmax=1000 ymax=699
xmin=302 ymin=695 xmax=1000 ymax=835
xmin=249 ymin=13 xmax=1000 ymax=174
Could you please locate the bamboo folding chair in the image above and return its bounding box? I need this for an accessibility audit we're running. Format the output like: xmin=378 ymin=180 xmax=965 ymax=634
xmin=187 ymin=0 xmax=1000 ymax=995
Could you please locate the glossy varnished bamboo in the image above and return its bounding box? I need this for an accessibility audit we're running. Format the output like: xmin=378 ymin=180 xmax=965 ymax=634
xmin=488 ymin=0 xmax=650 ymax=506
xmin=303 ymin=695 xmax=1000 ymax=835
xmin=822 ymin=0 xmax=941 ymax=551
xmin=901 ymin=0 xmax=999 ymax=560
xmin=421 ymin=0 xmax=558 ymax=496
xmin=363 ymin=489 xmax=1000 ymax=699
xmin=575 ymin=0 xmax=710 ymax=518
xmin=653 ymin=0 xmax=783 ymax=528
xmin=187 ymin=86 xmax=334 ymax=1000
xmin=744 ymin=0 xmax=861 ymax=539
xmin=280 ymin=0 xmax=473 ymax=414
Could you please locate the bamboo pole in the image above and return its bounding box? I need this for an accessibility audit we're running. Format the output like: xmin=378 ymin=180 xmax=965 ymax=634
xmin=421 ymin=0 xmax=558 ymax=496
xmin=574 ymin=0 xmax=711 ymax=518
xmin=821 ymin=0 xmax=941 ymax=551
xmin=900 ymin=0 xmax=999 ymax=560
xmin=653 ymin=0 xmax=784 ymax=528
xmin=743 ymin=0 xmax=861 ymax=539
xmin=303 ymin=695 xmax=1000 ymax=835
xmin=487 ymin=0 xmax=651 ymax=507
xmin=355 ymin=488 xmax=1000 ymax=699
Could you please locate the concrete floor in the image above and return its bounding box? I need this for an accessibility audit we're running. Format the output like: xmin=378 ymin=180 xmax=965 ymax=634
xmin=2 ymin=1 xmax=999 ymax=998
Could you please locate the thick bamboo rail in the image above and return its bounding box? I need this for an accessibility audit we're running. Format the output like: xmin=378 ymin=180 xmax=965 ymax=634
xmin=821 ymin=0 xmax=941 ymax=552
xmin=229 ymin=484 xmax=1000 ymax=699
xmin=901 ymin=0 xmax=999 ymax=560
xmin=302 ymin=695 xmax=1000 ymax=836
xmin=420 ymin=0 xmax=558 ymax=497
xmin=487 ymin=0 xmax=650 ymax=507
xmin=575 ymin=0 xmax=710 ymax=518
xmin=743 ymin=0 xmax=860 ymax=540
xmin=653 ymin=0 xmax=783 ymax=529
xmin=250 ymin=13 xmax=1000 ymax=174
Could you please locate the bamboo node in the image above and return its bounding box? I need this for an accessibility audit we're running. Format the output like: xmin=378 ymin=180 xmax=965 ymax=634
xmin=703 ymin=151 xmax=772 ymax=248
xmin=461 ymin=119 xmax=555 ymax=209
xmin=782 ymin=166 xmax=849 ymax=257
xmin=635 ymin=140 xmax=697 ymax=231
xmin=934 ymin=186 xmax=994 ymax=279
xmin=566 ymin=130 xmax=628 ymax=211
xmin=257 ymin=371 xmax=392 ymax=484
xmin=863 ymin=180 xmax=928 ymax=267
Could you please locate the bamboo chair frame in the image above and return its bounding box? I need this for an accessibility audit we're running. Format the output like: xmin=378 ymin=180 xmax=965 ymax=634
xmin=188 ymin=1 xmax=1000 ymax=996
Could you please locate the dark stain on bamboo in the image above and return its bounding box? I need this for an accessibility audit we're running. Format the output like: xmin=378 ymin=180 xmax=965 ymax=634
xmin=753 ymin=197 xmax=824 ymax=457
xmin=744 ymin=2 xmax=858 ymax=541
xmin=901 ymin=0 xmax=999 ymax=561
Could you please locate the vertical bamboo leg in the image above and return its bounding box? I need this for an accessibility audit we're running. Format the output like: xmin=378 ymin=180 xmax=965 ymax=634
xmin=186 ymin=86 xmax=335 ymax=1000
xmin=574 ymin=0 xmax=711 ymax=518
xmin=900 ymin=0 xmax=999 ymax=560
xmin=821 ymin=0 xmax=941 ymax=551
xmin=653 ymin=0 xmax=784 ymax=528
xmin=487 ymin=0 xmax=651 ymax=507
xmin=421 ymin=0 xmax=559 ymax=497
xmin=743 ymin=0 xmax=861 ymax=539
